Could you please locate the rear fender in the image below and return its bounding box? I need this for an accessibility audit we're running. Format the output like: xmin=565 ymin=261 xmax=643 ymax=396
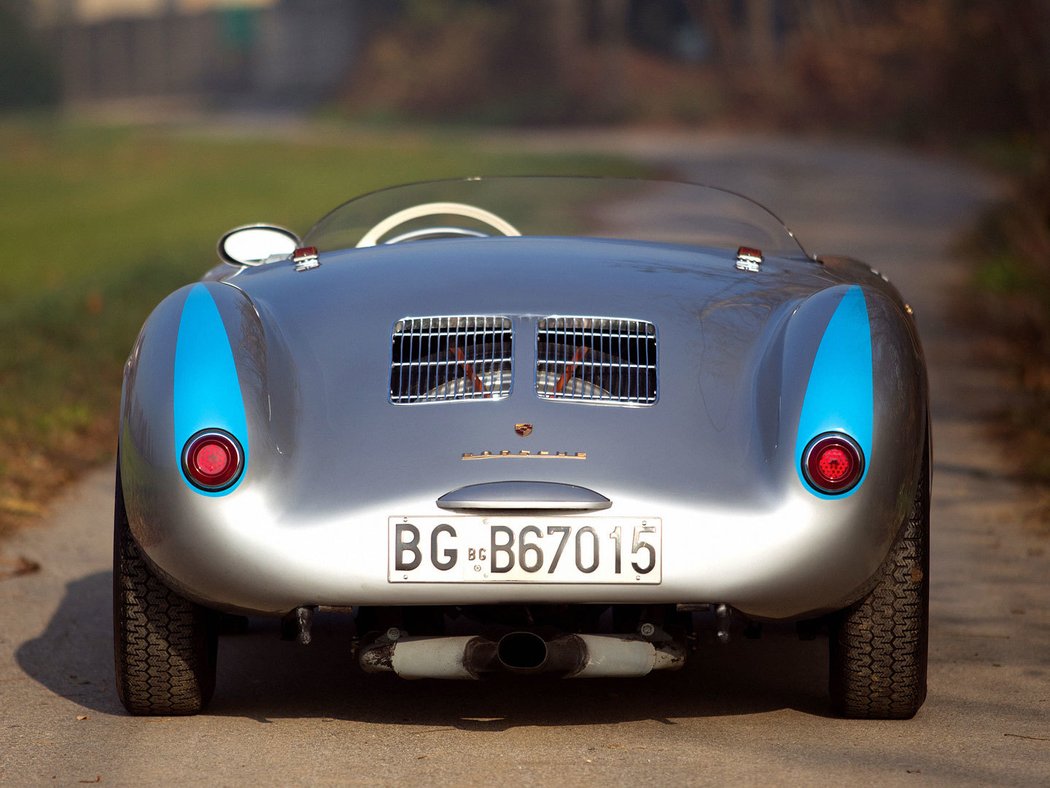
xmin=757 ymin=284 xmax=927 ymax=598
xmin=118 ymin=282 xmax=291 ymax=550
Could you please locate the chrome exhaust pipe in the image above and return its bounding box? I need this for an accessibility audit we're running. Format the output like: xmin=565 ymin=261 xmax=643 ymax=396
xmin=359 ymin=632 xmax=685 ymax=680
xmin=496 ymin=632 xmax=551 ymax=672
xmin=571 ymin=634 xmax=684 ymax=677
xmin=494 ymin=632 xmax=596 ymax=675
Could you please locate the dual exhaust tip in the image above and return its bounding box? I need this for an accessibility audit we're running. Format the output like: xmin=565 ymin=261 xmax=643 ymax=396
xmin=360 ymin=630 xmax=684 ymax=680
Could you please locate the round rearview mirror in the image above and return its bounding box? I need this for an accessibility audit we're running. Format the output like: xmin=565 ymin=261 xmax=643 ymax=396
xmin=218 ymin=225 xmax=300 ymax=266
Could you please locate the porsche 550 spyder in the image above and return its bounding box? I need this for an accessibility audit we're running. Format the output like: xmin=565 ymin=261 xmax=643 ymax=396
xmin=114 ymin=177 xmax=929 ymax=719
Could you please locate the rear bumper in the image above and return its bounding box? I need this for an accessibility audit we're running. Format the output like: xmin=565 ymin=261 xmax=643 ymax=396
xmin=127 ymin=485 xmax=900 ymax=620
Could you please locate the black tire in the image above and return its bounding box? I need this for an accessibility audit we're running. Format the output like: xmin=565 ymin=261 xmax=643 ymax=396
xmin=113 ymin=466 xmax=217 ymax=715
xmin=829 ymin=444 xmax=930 ymax=719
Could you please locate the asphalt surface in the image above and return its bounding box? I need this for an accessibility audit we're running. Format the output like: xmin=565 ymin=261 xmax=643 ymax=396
xmin=2 ymin=131 xmax=1049 ymax=786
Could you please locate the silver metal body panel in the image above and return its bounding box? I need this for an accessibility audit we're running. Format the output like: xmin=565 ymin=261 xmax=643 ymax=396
xmin=119 ymin=235 xmax=926 ymax=620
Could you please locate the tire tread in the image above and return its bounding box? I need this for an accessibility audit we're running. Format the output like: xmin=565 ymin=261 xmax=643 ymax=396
xmin=829 ymin=448 xmax=930 ymax=719
xmin=113 ymin=470 xmax=216 ymax=715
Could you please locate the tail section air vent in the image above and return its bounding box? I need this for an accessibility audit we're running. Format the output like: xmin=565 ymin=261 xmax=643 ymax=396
xmin=390 ymin=316 xmax=513 ymax=404
xmin=536 ymin=317 xmax=657 ymax=406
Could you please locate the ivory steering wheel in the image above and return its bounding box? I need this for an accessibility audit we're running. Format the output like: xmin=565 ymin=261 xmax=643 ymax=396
xmin=356 ymin=202 xmax=521 ymax=248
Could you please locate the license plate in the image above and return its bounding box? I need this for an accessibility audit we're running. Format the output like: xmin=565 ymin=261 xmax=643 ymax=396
xmin=388 ymin=516 xmax=661 ymax=584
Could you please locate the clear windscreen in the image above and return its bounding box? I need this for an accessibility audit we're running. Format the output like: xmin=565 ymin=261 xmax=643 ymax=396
xmin=303 ymin=177 xmax=810 ymax=259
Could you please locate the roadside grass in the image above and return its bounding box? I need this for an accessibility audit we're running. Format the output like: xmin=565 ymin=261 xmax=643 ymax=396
xmin=0 ymin=119 xmax=642 ymax=538
xmin=962 ymin=158 xmax=1050 ymax=523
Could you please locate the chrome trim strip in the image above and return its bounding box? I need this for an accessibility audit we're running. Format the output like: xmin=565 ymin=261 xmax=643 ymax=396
xmin=436 ymin=481 xmax=611 ymax=511
xmin=461 ymin=450 xmax=587 ymax=461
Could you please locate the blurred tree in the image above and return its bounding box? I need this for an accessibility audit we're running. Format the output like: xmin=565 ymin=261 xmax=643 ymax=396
xmin=341 ymin=0 xmax=1050 ymax=140
xmin=744 ymin=0 xmax=776 ymax=69
xmin=0 ymin=0 xmax=60 ymax=109
xmin=344 ymin=0 xmax=635 ymax=123
xmin=592 ymin=0 xmax=629 ymax=115
xmin=683 ymin=0 xmax=737 ymax=67
xmin=991 ymin=0 xmax=1050 ymax=147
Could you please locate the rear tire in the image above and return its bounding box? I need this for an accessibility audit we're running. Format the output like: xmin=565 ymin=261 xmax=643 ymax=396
xmin=113 ymin=466 xmax=217 ymax=715
xmin=829 ymin=445 xmax=929 ymax=719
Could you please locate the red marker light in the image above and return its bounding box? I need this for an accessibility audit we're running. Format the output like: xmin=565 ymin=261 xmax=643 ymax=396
xmin=817 ymin=445 xmax=853 ymax=481
xmin=292 ymin=246 xmax=320 ymax=271
xmin=195 ymin=441 xmax=231 ymax=477
xmin=183 ymin=430 xmax=244 ymax=491
xmin=736 ymin=246 xmax=763 ymax=272
xmin=803 ymin=433 xmax=864 ymax=494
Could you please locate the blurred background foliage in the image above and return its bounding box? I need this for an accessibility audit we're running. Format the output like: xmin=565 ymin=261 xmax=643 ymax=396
xmin=0 ymin=0 xmax=1048 ymax=524
xmin=0 ymin=0 xmax=59 ymax=108
xmin=340 ymin=0 xmax=1049 ymax=143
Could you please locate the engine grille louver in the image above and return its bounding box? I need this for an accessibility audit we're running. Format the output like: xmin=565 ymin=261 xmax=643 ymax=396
xmin=390 ymin=315 xmax=657 ymax=406
xmin=390 ymin=316 xmax=513 ymax=404
xmin=537 ymin=317 xmax=658 ymax=405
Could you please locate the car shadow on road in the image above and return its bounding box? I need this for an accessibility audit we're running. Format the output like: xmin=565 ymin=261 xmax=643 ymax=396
xmin=17 ymin=570 xmax=834 ymax=725
xmin=15 ymin=571 xmax=126 ymax=716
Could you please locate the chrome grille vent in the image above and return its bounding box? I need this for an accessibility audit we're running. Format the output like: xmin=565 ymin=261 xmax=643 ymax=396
xmin=536 ymin=317 xmax=657 ymax=405
xmin=390 ymin=316 xmax=513 ymax=404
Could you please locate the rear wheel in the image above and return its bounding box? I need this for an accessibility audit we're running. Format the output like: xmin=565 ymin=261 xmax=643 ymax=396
xmin=113 ymin=466 xmax=217 ymax=715
xmin=829 ymin=445 xmax=929 ymax=719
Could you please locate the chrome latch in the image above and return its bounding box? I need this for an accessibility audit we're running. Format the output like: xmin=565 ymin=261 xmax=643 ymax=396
xmin=735 ymin=246 xmax=763 ymax=272
xmin=293 ymin=246 xmax=320 ymax=272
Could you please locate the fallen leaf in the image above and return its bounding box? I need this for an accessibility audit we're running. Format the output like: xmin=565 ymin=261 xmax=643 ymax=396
xmin=0 ymin=497 xmax=44 ymax=516
xmin=85 ymin=290 xmax=104 ymax=315
xmin=0 ymin=555 xmax=41 ymax=580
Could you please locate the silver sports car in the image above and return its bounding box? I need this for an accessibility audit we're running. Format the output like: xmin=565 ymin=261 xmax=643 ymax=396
xmin=114 ymin=177 xmax=929 ymax=719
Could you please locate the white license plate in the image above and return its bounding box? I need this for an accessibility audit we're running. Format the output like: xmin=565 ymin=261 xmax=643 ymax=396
xmin=388 ymin=516 xmax=661 ymax=584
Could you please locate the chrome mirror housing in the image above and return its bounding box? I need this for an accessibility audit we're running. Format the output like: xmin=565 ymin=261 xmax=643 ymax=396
xmin=218 ymin=225 xmax=300 ymax=267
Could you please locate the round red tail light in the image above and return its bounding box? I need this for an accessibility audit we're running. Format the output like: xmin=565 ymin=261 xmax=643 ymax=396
xmin=182 ymin=430 xmax=244 ymax=491
xmin=802 ymin=433 xmax=864 ymax=494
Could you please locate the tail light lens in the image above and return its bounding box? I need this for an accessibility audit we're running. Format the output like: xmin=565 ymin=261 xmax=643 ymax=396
xmin=182 ymin=430 xmax=244 ymax=492
xmin=802 ymin=433 xmax=864 ymax=494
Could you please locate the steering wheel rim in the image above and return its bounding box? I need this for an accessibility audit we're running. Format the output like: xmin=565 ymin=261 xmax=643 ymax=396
xmin=356 ymin=202 xmax=521 ymax=248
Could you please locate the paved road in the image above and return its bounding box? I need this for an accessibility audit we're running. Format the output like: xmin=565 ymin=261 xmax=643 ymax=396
xmin=3 ymin=132 xmax=1048 ymax=786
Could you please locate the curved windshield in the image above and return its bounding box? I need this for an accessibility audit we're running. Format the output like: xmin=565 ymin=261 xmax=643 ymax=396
xmin=304 ymin=177 xmax=809 ymax=259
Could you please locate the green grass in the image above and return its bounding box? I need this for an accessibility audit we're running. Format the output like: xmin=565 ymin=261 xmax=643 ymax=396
xmin=0 ymin=119 xmax=641 ymax=531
